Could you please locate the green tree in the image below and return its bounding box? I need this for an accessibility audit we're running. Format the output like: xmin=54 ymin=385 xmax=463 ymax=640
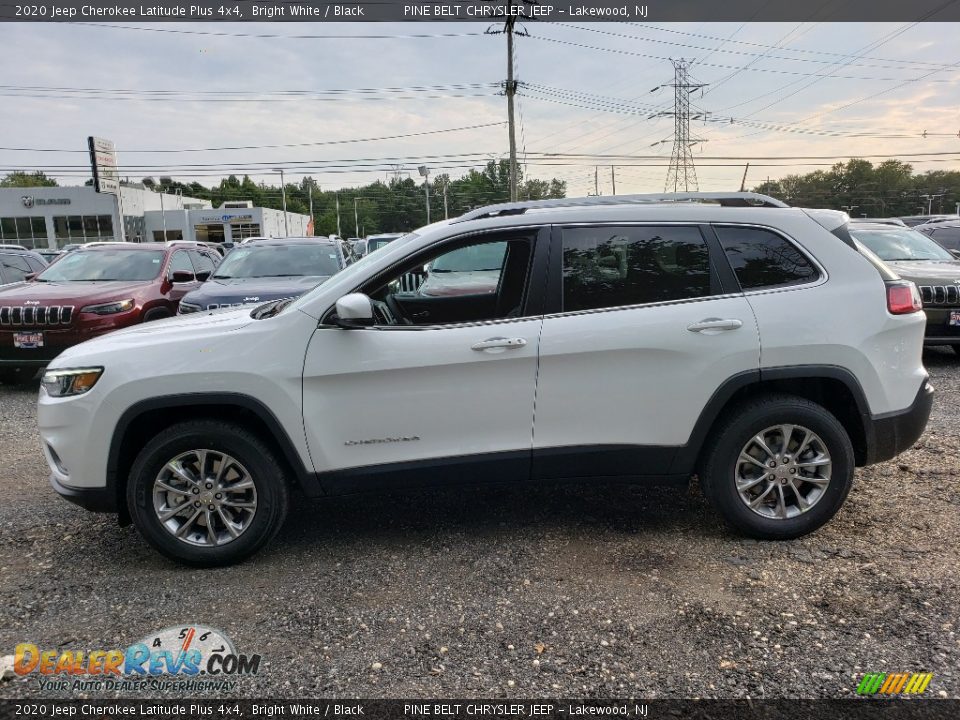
xmin=0 ymin=171 xmax=58 ymax=188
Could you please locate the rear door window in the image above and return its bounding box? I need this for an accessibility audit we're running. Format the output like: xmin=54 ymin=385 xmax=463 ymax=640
xmin=561 ymin=225 xmax=712 ymax=312
xmin=714 ymin=226 xmax=819 ymax=290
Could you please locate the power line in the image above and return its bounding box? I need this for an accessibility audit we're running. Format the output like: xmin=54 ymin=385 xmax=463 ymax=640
xmin=622 ymin=20 xmax=954 ymax=69
xmin=524 ymin=32 xmax=957 ymax=83
xmin=0 ymin=121 xmax=507 ymax=154
xmin=72 ymin=23 xmax=487 ymax=40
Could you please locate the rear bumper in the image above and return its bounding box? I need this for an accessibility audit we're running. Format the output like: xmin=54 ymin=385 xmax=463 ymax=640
xmin=866 ymin=378 xmax=934 ymax=465
xmin=50 ymin=473 xmax=117 ymax=513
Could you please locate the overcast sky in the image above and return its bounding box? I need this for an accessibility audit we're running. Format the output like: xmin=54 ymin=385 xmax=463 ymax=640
xmin=3 ymin=20 xmax=959 ymax=197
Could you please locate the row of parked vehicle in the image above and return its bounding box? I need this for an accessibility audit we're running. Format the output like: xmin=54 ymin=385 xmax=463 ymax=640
xmin=0 ymin=232 xmax=408 ymax=384
xmin=846 ymin=218 xmax=960 ymax=352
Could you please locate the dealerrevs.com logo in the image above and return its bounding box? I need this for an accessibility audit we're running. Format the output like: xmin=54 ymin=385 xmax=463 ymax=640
xmin=13 ymin=625 xmax=261 ymax=693
xmin=857 ymin=672 xmax=934 ymax=695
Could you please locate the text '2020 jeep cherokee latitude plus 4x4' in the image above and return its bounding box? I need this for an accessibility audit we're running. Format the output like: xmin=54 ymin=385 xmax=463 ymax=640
xmin=37 ymin=193 xmax=933 ymax=565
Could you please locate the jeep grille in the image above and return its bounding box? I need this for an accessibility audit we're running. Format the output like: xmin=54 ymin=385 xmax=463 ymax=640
xmin=0 ymin=305 xmax=74 ymax=326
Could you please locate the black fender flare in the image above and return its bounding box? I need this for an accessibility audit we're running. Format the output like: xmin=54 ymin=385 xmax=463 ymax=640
xmin=107 ymin=393 xmax=322 ymax=509
xmin=672 ymin=365 xmax=872 ymax=475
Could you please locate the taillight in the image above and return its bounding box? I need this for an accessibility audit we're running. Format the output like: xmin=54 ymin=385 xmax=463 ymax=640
xmin=886 ymin=281 xmax=923 ymax=315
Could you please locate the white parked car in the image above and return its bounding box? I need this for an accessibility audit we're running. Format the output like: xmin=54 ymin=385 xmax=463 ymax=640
xmin=38 ymin=193 xmax=933 ymax=565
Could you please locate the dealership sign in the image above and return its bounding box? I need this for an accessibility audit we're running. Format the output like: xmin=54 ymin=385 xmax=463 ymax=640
xmin=88 ymin=136 xmax=120 ymax=195
xmin=196 ymin=213 xmax=255 ymax=224
xmin=21 ymin=196 xmax=71 ymax=208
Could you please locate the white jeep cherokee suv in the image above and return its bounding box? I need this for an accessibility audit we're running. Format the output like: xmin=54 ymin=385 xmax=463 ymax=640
xmin=37 ymin=193 xmax=933 ymax=566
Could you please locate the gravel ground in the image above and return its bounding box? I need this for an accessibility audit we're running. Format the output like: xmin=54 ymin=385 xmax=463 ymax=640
xmin=1 ymin=352 xmax=958 ymax=700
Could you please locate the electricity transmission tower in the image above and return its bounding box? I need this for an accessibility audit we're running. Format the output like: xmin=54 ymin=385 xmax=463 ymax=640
xmin=663 ymin=59 xmax=708 ymax=193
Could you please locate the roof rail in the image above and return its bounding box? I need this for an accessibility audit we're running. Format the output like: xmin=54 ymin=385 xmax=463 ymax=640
xmin=453 ymin=192 xmax=788 ymax=223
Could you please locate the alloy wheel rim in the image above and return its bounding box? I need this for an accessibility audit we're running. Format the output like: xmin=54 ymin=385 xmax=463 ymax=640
xmin=735 ymin=424 xmax=832 ymax=520
xmin=152 ymin=449 xmax=258 ymax=547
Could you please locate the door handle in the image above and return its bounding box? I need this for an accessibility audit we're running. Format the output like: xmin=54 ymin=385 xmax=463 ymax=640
xmin=687 ymin=318 xmax=743 ymax=333
xmin=471 ymin=337 xmax=527 ymax=351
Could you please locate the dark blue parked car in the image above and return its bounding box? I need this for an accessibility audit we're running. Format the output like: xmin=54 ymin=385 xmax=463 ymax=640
xmin=177 ymin=237 xmax=348 ymax=314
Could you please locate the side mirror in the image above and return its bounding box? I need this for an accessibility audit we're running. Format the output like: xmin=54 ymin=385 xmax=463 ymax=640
xmin=950 ymin=249 xmax=960 ymax=260
xmin=24 ymin=273 xmax=36 ymax=282
xmin=171 ymin=270 xmax=196 ymax=283
xmin=196 ymin=271 xmax=212 ymax=282
xmin=334 ymin=293 xmax=374 ymax=329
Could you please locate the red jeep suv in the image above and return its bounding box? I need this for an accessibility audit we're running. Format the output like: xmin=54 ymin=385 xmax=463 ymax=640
xmin=0 ymin=242 xmax=219 ymax=383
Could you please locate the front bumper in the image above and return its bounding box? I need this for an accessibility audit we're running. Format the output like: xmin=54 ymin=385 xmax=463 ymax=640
xmin=0 ymin=312 xmax=142 ymax=366
xmin=923 ymin=309 xmax=960 ymax=345
xmin=49 ymin=472 xmax=117 ymax=512
xmin=866 ymin=378 xmax=934 ymax=465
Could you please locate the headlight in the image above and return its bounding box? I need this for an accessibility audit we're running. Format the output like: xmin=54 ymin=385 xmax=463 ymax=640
xmin=41 ymin=367 xmax=104 ymax=397
xmin=178 ymin=301 xmax=201 ymax=314
xmin=80 ymin=299 xmax=135 ymax=315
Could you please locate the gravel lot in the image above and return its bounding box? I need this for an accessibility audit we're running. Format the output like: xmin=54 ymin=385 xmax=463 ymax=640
xmin=1 ymin=352 xmax=958 ymax=700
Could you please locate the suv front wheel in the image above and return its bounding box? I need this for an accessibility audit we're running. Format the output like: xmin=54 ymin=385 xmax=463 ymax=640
xmin=127 ymin=420 xmax=289 ymax=566
xmin=700 ymin=395 xmax=855 ymax=539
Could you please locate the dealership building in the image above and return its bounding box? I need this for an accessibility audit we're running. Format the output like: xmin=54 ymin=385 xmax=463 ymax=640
xmin=0 ymin=185 xmax=310 ymax=249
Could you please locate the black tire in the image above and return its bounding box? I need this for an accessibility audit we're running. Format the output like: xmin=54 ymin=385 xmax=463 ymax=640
xmin=699 ymin=394 xmax=855 ymax=540
xmin=126 ymin=420 xmax=289 ymax=566
xmin=143 ymin=308 xmax=172 ymax=322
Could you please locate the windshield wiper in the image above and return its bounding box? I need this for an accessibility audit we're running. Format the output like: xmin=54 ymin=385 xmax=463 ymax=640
xmin=212 ymin=274 xmax=232 ymax=279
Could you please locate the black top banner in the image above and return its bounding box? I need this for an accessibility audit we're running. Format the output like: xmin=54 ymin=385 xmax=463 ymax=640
xmin=2 ymin=0 xmax=960 ymax=23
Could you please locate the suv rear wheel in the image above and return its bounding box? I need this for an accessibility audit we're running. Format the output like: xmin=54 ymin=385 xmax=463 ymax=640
xmin=700 ymin=395 xmax=854 ymax=539
xmin=127 ymin=420 xmax=289 ymax=566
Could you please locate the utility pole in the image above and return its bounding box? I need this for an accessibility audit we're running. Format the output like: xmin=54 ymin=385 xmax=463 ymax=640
xmin=505 ymin=0 xmax=518 ymax=202
xmin=488 ymin=1 xmax=531 ymax=201
xmin=594 ymin=166 xmax=599 ymax=196
xmin=443 ymin=181 xmax=449 ymax=220
xmin=418 ymin=166 xmax=431 ymax=224
xmin=353 ymin=197 xmax=360 ymax=238
xmin=739 ymin=163 xmax=750 ymax=192
xmin=159 ymin=191 xmax=167 ymax=241
xmin=274 ymin=168 xmax=289 ymax=236
xmin=610 ymin=166 xmax=616 ymax=195
xmin=335 ymin=192 xmax=342 ymax=238
xmin=308 ymin=183 xmax=314 ymax=236
xmin=664 ymin=59 xmax=708 ymax=193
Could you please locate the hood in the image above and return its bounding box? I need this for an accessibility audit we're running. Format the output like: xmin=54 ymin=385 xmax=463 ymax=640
xmin=183 ymin=276 xmax=330 ymax=306
xmin=52 ymin=306 xmax=255 ymax=365
xmin=418 ymin=270 xmax=500 ymax=297
xmin=0 ymin=280 xmax=149 ymax=303
xmin=882 ymin=260 xmax=960 ymax=283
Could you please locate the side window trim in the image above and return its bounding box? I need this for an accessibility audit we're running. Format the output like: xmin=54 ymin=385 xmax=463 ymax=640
xmin=320 ymin=225 xmax=551 ymax=328
xmin=711 ymin=222 xmax=825 ymax=294
xmin=550 ymin=223 xmax=724 ymax=316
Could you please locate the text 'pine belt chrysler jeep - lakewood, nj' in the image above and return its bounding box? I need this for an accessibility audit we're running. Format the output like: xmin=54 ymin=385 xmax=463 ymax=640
xmin=37 ymin=193 xmax=934 ymax=566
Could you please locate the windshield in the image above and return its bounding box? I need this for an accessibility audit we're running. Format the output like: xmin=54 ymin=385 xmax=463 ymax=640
xmin=212 ymin=244 xmax=342 ymax=279
xmin=431 ymin=242 xmax=507 ymax=272
xmin=850 ymin=227 xmax=954 ymax=262
xmin=36 ymin=249 xmax=165 ymax=282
